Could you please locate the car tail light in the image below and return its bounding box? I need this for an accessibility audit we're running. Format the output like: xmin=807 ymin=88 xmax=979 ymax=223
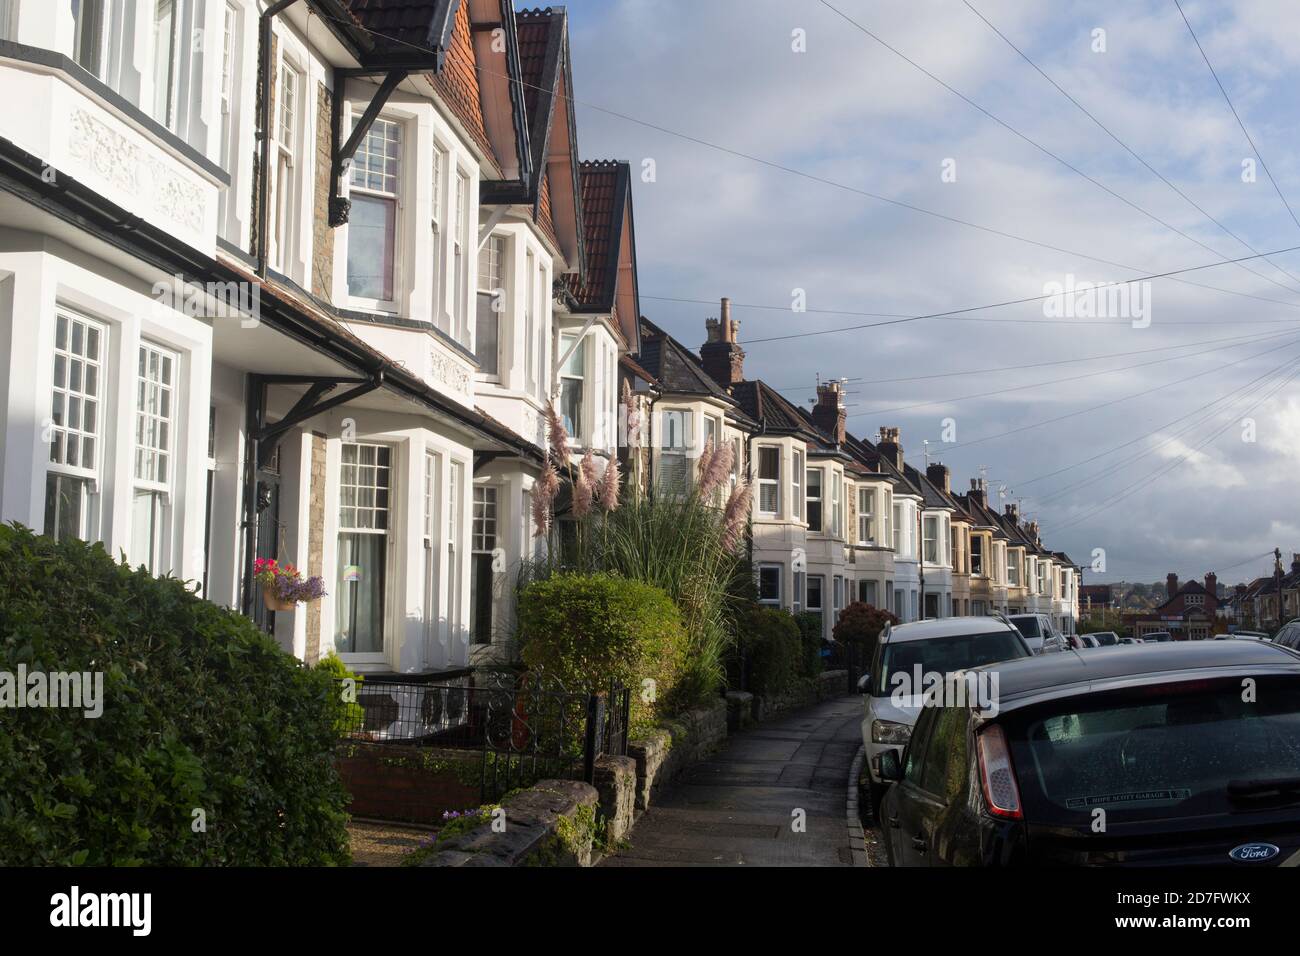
xmin=976 ymin=724 xmax=1022 ymax=819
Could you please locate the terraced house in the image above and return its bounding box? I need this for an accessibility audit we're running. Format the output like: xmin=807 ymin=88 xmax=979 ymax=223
xmin=0 ymin=0 xmax=641 ymax=676
xmin=632 ymin=312 xmax=1080 ymax=640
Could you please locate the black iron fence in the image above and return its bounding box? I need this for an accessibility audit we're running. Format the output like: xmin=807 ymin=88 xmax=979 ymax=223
xmin=337 ymin=671 xmax=630 ymax=802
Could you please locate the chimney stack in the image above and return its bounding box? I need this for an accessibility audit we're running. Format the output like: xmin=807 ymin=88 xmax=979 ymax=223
xmin=877 ymin=426 xmax=903 ymax=471
xmin=812 ymin=379 xmax=847 ymax=445
xmin=701 ymin=297 xmax=745 ymax=388
xmin=1004 ymin=503 xmax=1019 ymax=522
xmin=1027 ymin=520 xmax=1040 ymax=544
xmin=1167 ymin=573 xmax=1179 ymax=599
xmin=925 ymin=463 xmax=950 ymax=494
xmin=968 ymin=477 xmax=986 ymax=507
xmin=1292 ymin=552 xmax=1300 ymax=573
xmin=1205 ymin=572 xmax=1218 ymax=598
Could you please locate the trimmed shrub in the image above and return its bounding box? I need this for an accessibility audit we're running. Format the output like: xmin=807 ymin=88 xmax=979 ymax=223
xmin=0 ymin=523 xmax=350 ymax=866
xmin=518 ymin=572 xmax=688 ymax=733
xmin=733 ymin=604 xmax=804 ymax=697
xmin=313 ymin=651 xmax=364 ymax=737
xmin=793 ymin=611 xmax=824 ymax=678
xmin=833 ymin=602 xmax=900 ymax=664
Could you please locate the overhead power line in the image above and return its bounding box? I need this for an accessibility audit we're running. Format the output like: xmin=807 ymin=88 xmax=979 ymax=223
xmin=304 ymin=7 xmax=1300 ymax=320
xmin=817 ymin=0 xmax=1300 ymax=298
xmin=1173 ymin=0 xmax=1300 ymax=232
xmin=961 ymin=0 xmax=1300 ymax=293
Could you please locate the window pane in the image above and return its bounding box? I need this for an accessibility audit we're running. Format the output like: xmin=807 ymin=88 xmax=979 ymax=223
xmin=335 ymin=532 xmax=387 ymax=654
xmin=561 ymin=377 xmax=583 ymax=439
xmin=347 ymin=195 xmax=396 ymax=300
xmin=475 ymin=293 xmax=499 ymax=375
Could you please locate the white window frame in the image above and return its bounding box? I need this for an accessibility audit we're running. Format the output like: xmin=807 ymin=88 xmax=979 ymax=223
xmin=431 ymin=140 xmax=450 ymax=333
xmin=72 ymin=0 xmax=111 ymax=81
xmin=132 ymin=340 xmax=180 ymax=575
xmin=336 ymin=441 xmax=395 ymax=663
xmin=757 ymin=564 xmax=782 ymax=607
xmin=216 ymin=2 xmax=239 ymax=232
xmin=269 ymin=55 xmax=303 ymax=276
xmin=558 ymin=332 xmax=586 ymax=447
xmin=791 ymin=449 xmax=802 ymax=521
xmin=858 ymin=487 xmax=875 ymax=545
xmin=45 ymin=310 xmax=108 ymax=545
xmin=523 ymin=246 xmax=537 ymax=396
xmin=475 ymin=233 xmax=506 ymax=380
xmin=151 ymin=0 xmax=185 ymax=131
xmin=807 ymin=575 xmax=824 ymax=614
xmin=470 ymin=483 xmax=499 ymax=644
xmin=452 ymin=166 xmax=472 ymax=346
xmin=346 ymin=114 xmax=403 ymax=310
xmin=756 ymin=445 xmax=780 ymax=516
xmin=806 ymin=466 xmax=823 ymax=533
xmin=831 ymin=470 xmax=842 ymax=539
xmin=656 ymin=407 xmax=692 ymax=493
xmin=423 ymin=448 xmax=442 ymax=648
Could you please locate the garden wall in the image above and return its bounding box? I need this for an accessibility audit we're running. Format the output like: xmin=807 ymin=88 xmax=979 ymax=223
xmin=335 ymin=743 xmax=482 ymax=825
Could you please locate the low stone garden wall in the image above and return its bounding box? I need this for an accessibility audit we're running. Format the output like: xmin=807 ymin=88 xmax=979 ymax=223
xmin=726 ymin=669 xmax=849 ymax=725
xmin=418 ymin=779 xmax=600 ymax=867
xmin=627 ymin=697 xmax=728 ymax=811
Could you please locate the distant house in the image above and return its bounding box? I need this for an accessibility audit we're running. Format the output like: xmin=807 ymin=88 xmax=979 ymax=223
xmin=1124 ymin=573 xmax=1221 ymax=640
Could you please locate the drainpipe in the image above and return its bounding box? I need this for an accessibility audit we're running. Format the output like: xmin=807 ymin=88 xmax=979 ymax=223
xmin=257 ymin=0 xmax=300 ymax=277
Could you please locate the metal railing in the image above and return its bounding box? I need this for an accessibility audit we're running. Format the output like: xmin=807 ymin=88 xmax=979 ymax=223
xmin=336 ymin=671 xmax=630 ymax=802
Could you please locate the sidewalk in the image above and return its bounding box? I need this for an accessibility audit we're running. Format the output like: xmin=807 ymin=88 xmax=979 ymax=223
xmin=601 ymin=695 xmax=864 ymax=866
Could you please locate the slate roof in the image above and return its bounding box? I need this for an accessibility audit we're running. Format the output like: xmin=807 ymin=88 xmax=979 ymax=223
xmin=635 ymin=319 xmax=755 ymax=425
xmin=732 ymin=379 xmax=822 ymax=441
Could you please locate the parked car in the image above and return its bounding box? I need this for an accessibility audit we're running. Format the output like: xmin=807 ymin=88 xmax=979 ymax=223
xmin=1077 ymin=636 xmax=1099 ymax=649
xmin=1144 ymin=631 xmax=1173 ymax=643
xmin=1084 ymin=631 xmax=1119 ymax=647
xmin=1274 ymin=621 xmax=1300 ymax=650
xmin=1117 ymin=637 xmax=1139 ymax=645
xmin=860 ymin=617 xmax=1032 ymax=817
xmin=1007 ymin=613 xmax=1067 ymax=655
xmin=877 ymin=641 xmax=1300 ymax=866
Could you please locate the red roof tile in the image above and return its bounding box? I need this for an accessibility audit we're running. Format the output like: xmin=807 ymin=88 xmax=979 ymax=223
xmin=566 ymin=160 xmax=621 ymax=308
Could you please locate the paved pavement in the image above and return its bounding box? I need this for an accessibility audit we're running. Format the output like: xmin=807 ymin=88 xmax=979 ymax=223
xmin=601 ymin=695 xmax=865 ymax=867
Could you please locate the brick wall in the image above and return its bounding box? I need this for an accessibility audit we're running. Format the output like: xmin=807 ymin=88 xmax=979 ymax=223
xmin=335 ymin=743 xmax=482 ymax=825
xmin=312 ymin=82 xmax=334 ymax=302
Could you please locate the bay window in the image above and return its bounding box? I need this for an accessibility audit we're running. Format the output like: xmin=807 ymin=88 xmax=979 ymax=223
xmin=45 ymin=312 xmax=105 ymax=544
xmin=476 ymin=234 xmax=505 ymax=377
xmin=892 ymin=502 xmax=902 ymax=552
xmin=1007 ymin=550 xmax=1020 ymax=586
xmin=859 ymin=579 xmax=878 ymax=607
xmin=806 ymin=467 xmax=822 ymax=532
xmin=559 ymin=333 xmax=584 ymax=442
xmin=336 ymin=443 xmax=392 ymax=656
xmin=470 ymin=485 xmax=497 ymax=644
xmin=132 ymin=342 xmax=179 ymax=574
xmin=347 ymin=116 xmax=401 ymax=304
xmin=757 ymin=446 xmax=780 ymax=515
xmin=270 ymin=58 xmax=302 ymax=275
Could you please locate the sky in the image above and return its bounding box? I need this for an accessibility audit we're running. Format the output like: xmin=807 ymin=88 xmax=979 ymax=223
xmin=552 ymin=0 xmax=1300 ymax=586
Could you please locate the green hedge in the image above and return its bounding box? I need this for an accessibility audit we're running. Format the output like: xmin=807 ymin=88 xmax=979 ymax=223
xmin=0 ymin=523 xmax=350 ymax=866
xmin=518 ymin=572 xmax=688 ymax=733
xmin=732 ymin=605 xmax=804 ymax=697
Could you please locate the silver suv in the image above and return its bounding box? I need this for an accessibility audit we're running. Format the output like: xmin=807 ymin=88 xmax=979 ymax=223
xmin=1007 ymin=613 xmax=1067 ymax=654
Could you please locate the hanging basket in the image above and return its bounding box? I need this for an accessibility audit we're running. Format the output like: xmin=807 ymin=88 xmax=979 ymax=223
xmin=262 ymin=589 xmax=297 ymax=613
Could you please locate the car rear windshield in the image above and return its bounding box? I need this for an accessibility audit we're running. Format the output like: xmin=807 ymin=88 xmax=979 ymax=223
xmin=1006 ymin=677 xmax=1300 ymax=823
xmin=873 ymin=631 xmax=1030 ymax=697
xmin=1012 ymin=618 xmax=1041 ymax=640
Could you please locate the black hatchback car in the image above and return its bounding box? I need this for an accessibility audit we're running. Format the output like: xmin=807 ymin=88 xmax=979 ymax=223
xmin=877 ymin=641 xmax=1300 ymax=866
